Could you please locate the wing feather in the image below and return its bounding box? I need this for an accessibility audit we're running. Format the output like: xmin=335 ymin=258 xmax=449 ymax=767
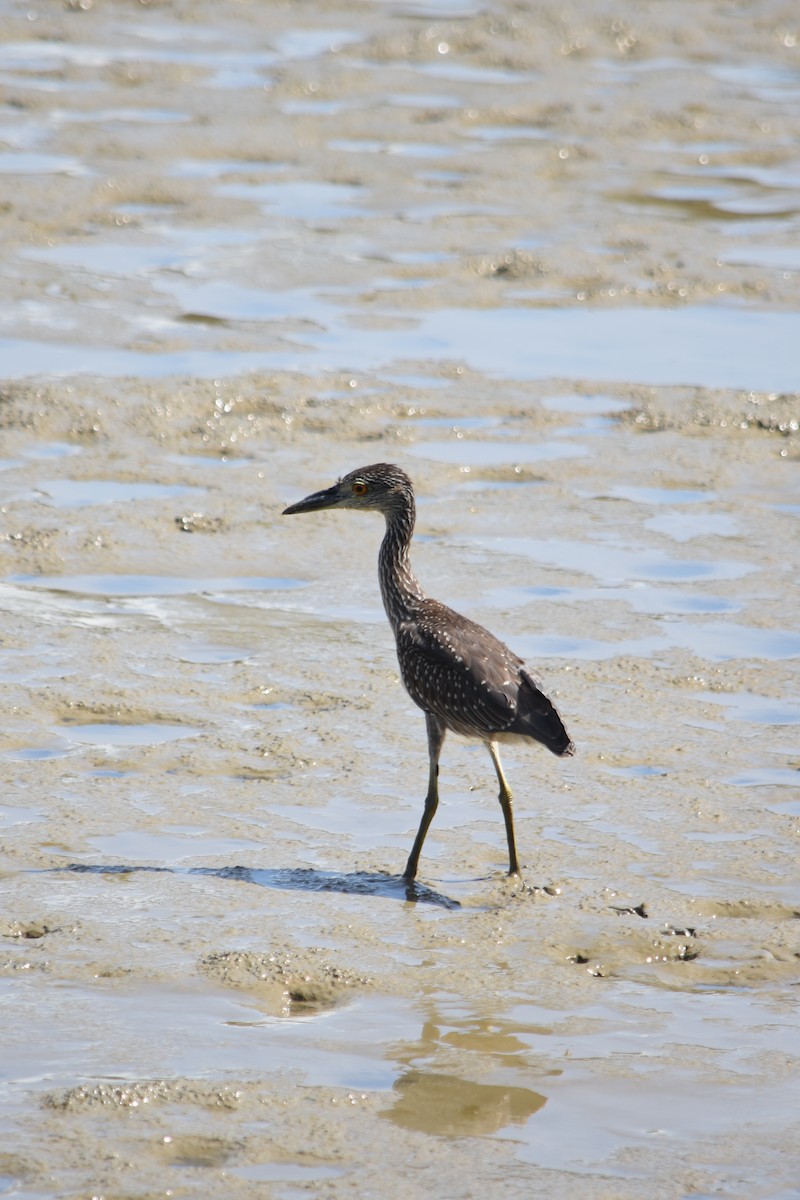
xmin=394 ymin=600 xmax=573 ymax=755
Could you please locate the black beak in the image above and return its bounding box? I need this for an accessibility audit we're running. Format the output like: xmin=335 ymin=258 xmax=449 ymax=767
xmin=282 ymin=483 xmax=339 ymax=516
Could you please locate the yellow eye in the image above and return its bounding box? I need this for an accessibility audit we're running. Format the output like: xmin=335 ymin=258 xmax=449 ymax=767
xmin=352 ymin=481 xmax=368 ymax=496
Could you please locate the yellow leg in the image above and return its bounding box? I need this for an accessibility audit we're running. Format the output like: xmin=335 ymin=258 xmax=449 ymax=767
xmin=486 ymin=740 xmax=520 ymax=875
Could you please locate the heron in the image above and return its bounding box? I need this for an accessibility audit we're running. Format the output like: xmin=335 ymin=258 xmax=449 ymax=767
xmin=283 ymin=463 xmax=574 ymax=881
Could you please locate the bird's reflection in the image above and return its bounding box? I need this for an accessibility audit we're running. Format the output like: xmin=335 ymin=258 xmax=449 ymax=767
xmin=381 ymin=1002 xmax=557 ymax=1137
xmin=386 ymin=1068 xmax=546 ymax=1136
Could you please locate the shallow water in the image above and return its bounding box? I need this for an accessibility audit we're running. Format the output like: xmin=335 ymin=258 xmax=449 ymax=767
xmin=0 ymin=1 xmax=799 ymax=1198
xmin=3 ymin=306 xmax=800 ymax=390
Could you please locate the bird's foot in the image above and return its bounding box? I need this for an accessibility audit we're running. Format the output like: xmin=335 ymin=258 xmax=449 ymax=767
xmin=504 ymin=873 xmax=561 ymax=898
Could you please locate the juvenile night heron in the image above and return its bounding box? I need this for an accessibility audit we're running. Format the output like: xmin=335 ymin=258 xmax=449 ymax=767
xmin=283 ymin=463 xmax=574 ymax=881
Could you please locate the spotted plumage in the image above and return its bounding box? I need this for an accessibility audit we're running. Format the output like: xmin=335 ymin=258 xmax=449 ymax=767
xmin=283 ymin=463 xmax=574 ymax=880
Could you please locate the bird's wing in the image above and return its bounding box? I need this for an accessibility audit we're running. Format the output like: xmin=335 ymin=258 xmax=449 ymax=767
xmin=395 ymin=606 xmax=523 ymax=736
xmin=512 ymin=667 xmax=575 ymax=755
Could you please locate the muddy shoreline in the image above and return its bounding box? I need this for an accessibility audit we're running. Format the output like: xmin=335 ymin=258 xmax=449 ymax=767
xmin=1 ymin=1 xmax=799 ymax=1196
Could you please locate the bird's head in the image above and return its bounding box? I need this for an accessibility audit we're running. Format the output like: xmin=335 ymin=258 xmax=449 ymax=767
xmin=283 ymin=463 xmax=413 ymax=517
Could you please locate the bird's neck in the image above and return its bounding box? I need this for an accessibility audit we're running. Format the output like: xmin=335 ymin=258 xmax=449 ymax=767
xmin=378 ymin=500 xmax=426 ymax=628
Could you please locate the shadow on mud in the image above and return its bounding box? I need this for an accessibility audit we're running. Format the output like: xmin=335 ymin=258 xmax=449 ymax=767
xmin=50 ymin=862 xmax=461 ymax=909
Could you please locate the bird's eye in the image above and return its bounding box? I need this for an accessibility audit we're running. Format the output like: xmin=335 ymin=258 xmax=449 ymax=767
xmin=352 ymin=481 xmax=368 ymax=496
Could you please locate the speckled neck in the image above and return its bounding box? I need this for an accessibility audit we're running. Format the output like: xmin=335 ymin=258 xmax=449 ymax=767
xmin=377 ymin=489 xmax=426 ymax=629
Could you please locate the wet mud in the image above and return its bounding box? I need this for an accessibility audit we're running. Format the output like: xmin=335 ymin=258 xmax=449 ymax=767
xmin=1 ymin=0 xmax=799 ymax=1197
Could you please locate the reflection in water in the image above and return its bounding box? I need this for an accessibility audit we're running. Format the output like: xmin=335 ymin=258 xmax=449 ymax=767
xmin=385 ymin=1069 xmax=546 ymax=1137
xmin=382 ymin=1002 xmax=558 ymax=1137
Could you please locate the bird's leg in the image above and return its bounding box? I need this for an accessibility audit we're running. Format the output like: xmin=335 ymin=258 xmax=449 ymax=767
xmin=486 ymin=740 xmax=520 ymax=875
xmin=403 ymin=713 xmax=446 ymax=881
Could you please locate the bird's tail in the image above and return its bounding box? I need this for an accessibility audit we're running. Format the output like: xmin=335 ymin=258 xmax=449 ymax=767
xmin=518 ymin=669 xmax=575 ymax=757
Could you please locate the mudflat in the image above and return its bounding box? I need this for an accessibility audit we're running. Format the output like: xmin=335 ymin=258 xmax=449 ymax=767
xmin=0 ymin=1 xmax=798 ymax=1196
